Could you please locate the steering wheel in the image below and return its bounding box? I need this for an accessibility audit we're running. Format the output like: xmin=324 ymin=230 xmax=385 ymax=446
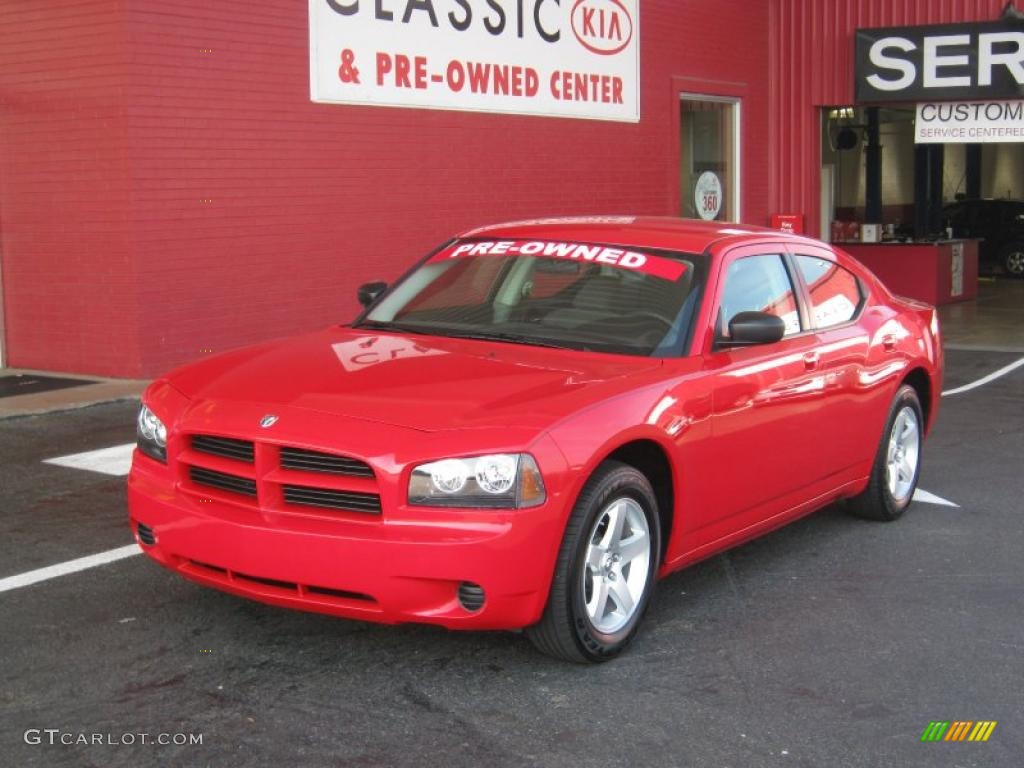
xmin=572 ymin=312 xmax=675 ymax=348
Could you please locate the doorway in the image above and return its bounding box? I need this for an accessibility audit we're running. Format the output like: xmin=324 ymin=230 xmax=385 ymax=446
xmin=680 ymin=95 xmax=741 ymax=223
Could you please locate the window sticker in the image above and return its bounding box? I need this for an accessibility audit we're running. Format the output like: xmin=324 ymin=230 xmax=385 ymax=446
xmin=432 ymin=240 xmax=688 ymax=281
xmin=332 ymin=337 xmax=445 ymax=372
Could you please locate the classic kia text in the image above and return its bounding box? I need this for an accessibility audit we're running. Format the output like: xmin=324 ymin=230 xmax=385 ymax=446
xmin=128 ymin=217 xmax=943 ymax=661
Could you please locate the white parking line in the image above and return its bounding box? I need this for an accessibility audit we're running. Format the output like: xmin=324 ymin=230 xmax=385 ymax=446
xmin=913 ymin=489 xmax=959 ymax=507
xmin=3 ymin=445 xmax=142 ymax=595
xmin=942 ymin=355 xmax=1024 ymax=396
xmin=0 ymin=544 xmax=140 ymax=594
xmin=43 ymin=443 xmax=135 ymax=476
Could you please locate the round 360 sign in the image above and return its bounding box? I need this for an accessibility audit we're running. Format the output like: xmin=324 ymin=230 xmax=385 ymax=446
xmin=694 ymin=171 xmax=723 ymax=221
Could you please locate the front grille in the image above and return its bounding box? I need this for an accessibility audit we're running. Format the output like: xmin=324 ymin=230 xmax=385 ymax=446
xmin=181 ymin=434 xmax=382 ymax=515
xmin=234 ymin=571 xmax=295 ymax=591
xmin=282 ymin=484 xmax=382 ymax=514
xmin=280 ymin=447 xmax=375 ymax=478
xmin=189 ymin=560 xmax=227 ymax=576
xmin=192 ymin=435 xmax=254 ymax=463
xmin=306 ymin=585 xmax=375 ymax=602
xmin=183 ymin=560 xmax=377 ymax=605
xmin=190 ymin=466 xmax=257 ymax=497
xmin=136 ymin=522 xmax=157 ymax=546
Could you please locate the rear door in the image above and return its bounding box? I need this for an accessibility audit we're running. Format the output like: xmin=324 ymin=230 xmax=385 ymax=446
xmin=787 ymin=245 xmax=875 ymax=479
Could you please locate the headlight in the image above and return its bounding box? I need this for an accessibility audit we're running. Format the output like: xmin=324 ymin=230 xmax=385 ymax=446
xmin=408 ymin=453 xmax=546 ymax=509
xmin=137 ymin=404 xmax=167 ymax=463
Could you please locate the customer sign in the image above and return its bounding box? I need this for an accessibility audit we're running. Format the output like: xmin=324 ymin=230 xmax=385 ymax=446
xmin=915 ymin=99 xmax=1024 ymax=143
xmin=309 ymin=0 xmax=640 ymax=121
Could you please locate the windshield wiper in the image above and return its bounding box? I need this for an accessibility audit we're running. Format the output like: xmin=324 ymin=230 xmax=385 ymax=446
xmin=349 ymin=320 xmax=434 ymax=335
xmin=437 ymin=330 xmax=587 ymax=351
xmin=351 ymin=321 xmax=586 ymax=351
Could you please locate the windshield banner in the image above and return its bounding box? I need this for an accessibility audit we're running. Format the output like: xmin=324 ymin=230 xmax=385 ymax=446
xmin=433 ymin=240 xmax=688 ymax=281
xmin=309 ymin=0 xmax=639 ymax=122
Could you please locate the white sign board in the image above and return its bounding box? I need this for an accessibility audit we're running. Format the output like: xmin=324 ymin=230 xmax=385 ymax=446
xmin=309 ymin=0 xmax=639 ymax=122
xmin=915 ymin=100 xmax=1024 ymax=143
xmin=951 ymin=242 xmax=964 ymax=298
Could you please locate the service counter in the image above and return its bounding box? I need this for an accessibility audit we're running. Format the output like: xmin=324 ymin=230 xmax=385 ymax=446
xmin=837 ymin=239 xmax=978 ymax=306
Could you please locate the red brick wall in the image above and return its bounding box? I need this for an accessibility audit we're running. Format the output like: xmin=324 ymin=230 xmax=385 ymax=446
xmin=0 ymin=0 xmax=138 ymax=376
xmin=1 ymin=1 xmax=771 ymax=377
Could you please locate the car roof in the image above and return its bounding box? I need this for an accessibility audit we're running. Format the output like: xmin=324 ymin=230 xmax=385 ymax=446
xmin=458 ymin=216 xmax=813 ymax=254
xmin=947 ymin=198 xmax=1024 ymax=206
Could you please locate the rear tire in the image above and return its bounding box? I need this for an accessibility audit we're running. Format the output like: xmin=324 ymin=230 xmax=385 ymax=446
xmin=526 ymin=461 xmax=661 ymax=663
xmin=999 ymin=242 xmax=1024 ymax=277
xmin=848 ymin=384 xmax=923 ymax=522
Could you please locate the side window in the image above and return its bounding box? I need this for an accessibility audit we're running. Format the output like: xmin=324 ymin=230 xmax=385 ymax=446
xmin=718 ymin=254 xmax=801 ymax=339
xmin=976 ymin=204 xmax=1000 ymax=230
xmin=795 ymin=255 xmax=863 ymax=329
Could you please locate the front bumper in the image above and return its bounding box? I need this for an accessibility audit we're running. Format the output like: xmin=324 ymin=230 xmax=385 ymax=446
xmin=127 ymin=456 xmax=565 ymax=630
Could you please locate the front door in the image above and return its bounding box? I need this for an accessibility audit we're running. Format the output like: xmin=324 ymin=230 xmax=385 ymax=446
xmin=692 ymin=245 xmax=829 ymax=543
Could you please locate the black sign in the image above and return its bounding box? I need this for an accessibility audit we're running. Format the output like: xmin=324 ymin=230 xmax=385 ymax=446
xmin=855 ymin=20 xmax=1024 ymax=103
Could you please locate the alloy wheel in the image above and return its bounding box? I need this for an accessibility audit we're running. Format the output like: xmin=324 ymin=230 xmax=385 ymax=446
xmin=886 ymin=405 xmax=921 ymax=503
xmin=581 ymin=497 xmax=651 ymax=634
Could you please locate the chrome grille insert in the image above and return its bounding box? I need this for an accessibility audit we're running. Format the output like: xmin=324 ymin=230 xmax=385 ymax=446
xmin=189 ymin=466 xmax=257 ymax=497
xmin=192 ymin=435 xmax=255 ymax=463
xmin=282 ymin=484 xmax=382 ymax=514
xmin=280 ymin=447 xmax=375 ymax=478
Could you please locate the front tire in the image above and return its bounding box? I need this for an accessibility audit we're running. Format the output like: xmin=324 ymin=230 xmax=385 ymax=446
xmin=526 ymin=461 xmax=661 ymax=663
xmin=848 ymin=384 xmax=923 ymax=521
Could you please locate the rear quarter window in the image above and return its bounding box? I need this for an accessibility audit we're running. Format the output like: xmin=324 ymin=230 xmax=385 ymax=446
xmin=795 ymin=255 xmax=864 ymax=329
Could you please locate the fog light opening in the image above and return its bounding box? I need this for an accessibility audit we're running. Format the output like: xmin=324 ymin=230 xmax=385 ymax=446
xmin=136 ymin=522 xmax=157 ymax=547
xmin=457 ymin=581 xmax=485 ymax=613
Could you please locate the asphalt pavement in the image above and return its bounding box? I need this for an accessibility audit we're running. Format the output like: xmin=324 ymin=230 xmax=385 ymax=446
xmin=1 ymin=348 xmax=1021 ymax=768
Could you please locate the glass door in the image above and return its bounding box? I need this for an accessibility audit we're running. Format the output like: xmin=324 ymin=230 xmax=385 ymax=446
xmin=680 ymin=95 xmax=740 ymax=223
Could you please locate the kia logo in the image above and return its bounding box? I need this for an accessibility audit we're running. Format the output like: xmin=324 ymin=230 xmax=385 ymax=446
xmin=259 ymin=414 xmax=279 ymax=429
xmin=571 ymin=0 xmax=633 ymax=56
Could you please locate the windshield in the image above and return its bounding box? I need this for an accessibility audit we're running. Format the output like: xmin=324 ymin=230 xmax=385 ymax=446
xmin=356 ymin=238 xmax=704 ymax=356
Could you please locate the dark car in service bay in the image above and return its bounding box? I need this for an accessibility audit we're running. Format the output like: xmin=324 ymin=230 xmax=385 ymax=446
xmin=945 ymin=198 xmax=1024 ymax=277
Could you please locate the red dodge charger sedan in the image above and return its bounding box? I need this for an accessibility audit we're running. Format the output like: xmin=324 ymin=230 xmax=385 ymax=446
xmin=128 ymin=217 xmax=943 ymax=662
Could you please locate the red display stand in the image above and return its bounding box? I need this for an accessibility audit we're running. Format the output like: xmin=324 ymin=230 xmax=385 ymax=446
xmin=838 ymin=240 xmax=978 ymax=306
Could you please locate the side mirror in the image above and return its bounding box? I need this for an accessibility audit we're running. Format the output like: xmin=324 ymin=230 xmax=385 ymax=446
xmin=357 ymin=281 xmax=388 ymax=308
xmin=725 ymin=311 xmax=786 ymax=346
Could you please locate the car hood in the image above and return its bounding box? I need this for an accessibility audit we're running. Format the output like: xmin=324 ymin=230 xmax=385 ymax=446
xmin=165 ymin=327 xmax=665 ymax=432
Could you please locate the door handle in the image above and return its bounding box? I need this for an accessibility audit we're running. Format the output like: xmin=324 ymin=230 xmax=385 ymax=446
xmin=882 ymin=334 xmax=897 ymax=351
xmin=803 ymin=352 xmax=820 ymax=370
